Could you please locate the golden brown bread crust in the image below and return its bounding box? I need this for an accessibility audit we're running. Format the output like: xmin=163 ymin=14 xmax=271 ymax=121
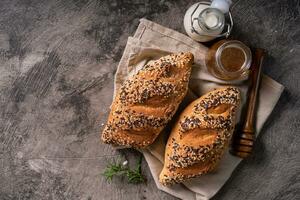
xmin=101 ymin=52 xmax=194 ymax=148
xmin=159 ymin=87 xmax=241 ymax=185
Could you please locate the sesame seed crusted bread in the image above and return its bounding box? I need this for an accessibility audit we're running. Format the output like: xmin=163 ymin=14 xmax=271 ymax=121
xmin=101 ymin=52 xmax=194 ymax=148
xmin=159 ymin=87 xmax=241 ymax=185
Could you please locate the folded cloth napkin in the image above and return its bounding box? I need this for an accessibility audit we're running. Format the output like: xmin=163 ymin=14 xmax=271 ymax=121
xmin=113 ymin=19 xmax=284 ymax=200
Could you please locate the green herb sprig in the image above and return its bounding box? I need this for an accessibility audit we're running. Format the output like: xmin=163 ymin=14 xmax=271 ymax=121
xmin=102 ymin=155 xmax=145 ymax=184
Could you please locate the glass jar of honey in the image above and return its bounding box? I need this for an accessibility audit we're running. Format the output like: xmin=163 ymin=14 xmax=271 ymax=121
xmin=205 ymin=40 xmax=252 ymax=80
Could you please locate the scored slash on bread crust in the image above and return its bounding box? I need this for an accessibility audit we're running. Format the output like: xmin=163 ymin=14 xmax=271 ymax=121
xmin=159 ymin=87 xmax=241 ymax=185
xmin=101 ymin=52 xmax=194 ymax=148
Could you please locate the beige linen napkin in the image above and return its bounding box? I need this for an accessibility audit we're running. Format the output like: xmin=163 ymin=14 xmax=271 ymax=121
xmin=113 ymin=19 xmax=284 ymax=200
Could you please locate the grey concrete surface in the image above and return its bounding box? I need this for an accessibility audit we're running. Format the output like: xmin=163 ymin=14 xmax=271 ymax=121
xmin=0 ymin=0 xmax=299 ymax=200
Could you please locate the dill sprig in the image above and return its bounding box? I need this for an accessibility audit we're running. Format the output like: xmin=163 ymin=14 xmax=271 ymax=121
xmin=102 ymin=155 xmax=145 ymax=184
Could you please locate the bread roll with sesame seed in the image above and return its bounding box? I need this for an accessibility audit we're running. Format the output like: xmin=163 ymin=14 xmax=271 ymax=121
xmin=101 ymin=52 xmax=194 ymax=148
xmin=159 ymin=87 xmax=241 ymax=185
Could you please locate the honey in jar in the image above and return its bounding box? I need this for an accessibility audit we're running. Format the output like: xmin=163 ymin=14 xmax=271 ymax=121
xmin=205 ymin=40 xmax=252 ymax=80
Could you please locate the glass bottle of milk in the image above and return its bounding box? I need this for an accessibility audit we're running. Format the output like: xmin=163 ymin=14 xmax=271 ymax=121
xmin=184 ymin=0 xmax=233 ymax=42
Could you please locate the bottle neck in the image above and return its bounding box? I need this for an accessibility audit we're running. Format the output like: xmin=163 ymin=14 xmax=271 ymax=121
xmin=198 ymin=7 xmax=225 ymax=33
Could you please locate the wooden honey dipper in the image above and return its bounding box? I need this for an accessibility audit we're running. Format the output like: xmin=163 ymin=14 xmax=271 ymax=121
xmin=231 ymin=48 xmax=265 ymax=158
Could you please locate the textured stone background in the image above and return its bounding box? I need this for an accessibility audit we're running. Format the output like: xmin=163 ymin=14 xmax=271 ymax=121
xmin=0 ymin=0 xmax=299 ymax=200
